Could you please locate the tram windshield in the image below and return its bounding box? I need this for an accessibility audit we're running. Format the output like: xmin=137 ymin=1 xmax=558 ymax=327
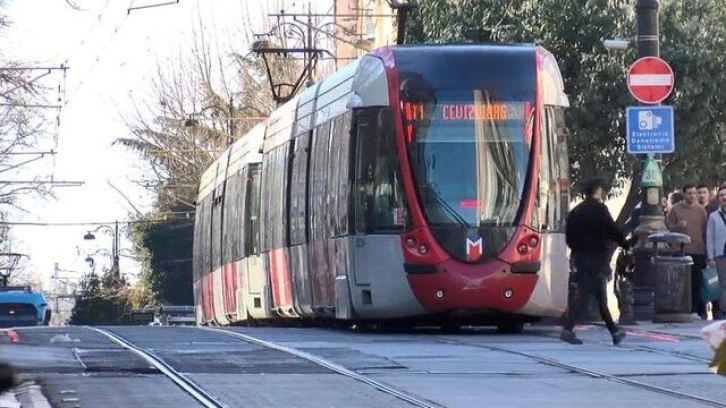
xmin=395 ymin=47 xmax=536 ymax=231
xmin=401 ymin=91 xmax=534 ymax=228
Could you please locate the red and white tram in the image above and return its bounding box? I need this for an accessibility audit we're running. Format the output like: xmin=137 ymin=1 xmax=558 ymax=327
xmin=193 ymin=44 xmax=571 ymax=331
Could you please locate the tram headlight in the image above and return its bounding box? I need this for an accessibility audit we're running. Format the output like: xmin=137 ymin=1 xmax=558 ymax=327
xmin=528 ymin=236 xmax=539 ymax=247
xmin=418 ymin=245 xmax=428 ymax=254
xmin=406 ymin=238 xmax=417 ymax=248
xmin=517 ymin=244 xmax=528 ymax=254
xmin=435 ymin=289 xmax=445 ymax=299
xmin=503 ymin=289 xmax=514 ymax=299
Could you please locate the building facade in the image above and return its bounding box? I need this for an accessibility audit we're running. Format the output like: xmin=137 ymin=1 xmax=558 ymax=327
xmin=333 ymin=0 xmax=396 ymax=69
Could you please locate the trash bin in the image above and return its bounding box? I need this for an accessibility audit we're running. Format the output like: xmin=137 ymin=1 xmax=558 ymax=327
xmin=648 ymin=232 xmax=693 ymax=323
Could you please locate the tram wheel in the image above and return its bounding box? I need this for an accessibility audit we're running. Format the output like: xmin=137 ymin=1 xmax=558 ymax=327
xmin=496 ymin=322 xmax=525 ymax=334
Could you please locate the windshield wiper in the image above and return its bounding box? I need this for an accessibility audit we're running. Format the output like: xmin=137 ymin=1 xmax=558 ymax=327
xmin=423 ymin=186 xmax=470 ymax=229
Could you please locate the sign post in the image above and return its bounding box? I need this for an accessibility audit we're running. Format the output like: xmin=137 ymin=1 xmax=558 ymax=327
xmin=625 ymin=56 xmax=675 ymax=194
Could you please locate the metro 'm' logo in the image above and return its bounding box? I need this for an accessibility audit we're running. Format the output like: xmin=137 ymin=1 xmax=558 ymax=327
xmin=466 ymin=238 xmax=483 ymax=262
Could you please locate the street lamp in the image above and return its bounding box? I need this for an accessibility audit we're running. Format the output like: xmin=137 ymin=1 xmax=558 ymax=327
xmin=82 ymin=221 xmax=127 ymax=279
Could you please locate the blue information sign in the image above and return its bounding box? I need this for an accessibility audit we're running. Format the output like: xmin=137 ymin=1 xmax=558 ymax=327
xmin=626 ymin=105 xmax=675 ymax=154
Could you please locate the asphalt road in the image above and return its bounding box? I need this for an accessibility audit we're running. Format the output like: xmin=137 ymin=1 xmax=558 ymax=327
xmin=1 ymin=322 xmax=721 ymax=408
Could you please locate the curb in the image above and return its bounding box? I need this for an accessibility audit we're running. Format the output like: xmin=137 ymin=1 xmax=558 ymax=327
xmin=13 ymin=382 xmax=52 ymax=408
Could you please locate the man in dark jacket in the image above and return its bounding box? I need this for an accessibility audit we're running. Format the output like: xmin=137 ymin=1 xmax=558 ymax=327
xmin=561 ymin=178 xmax=629 ymax=345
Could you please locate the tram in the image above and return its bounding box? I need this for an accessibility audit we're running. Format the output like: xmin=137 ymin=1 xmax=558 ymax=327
xmin=0 ymin=286 xmax=51 ymax=328
xmin=193 ymin=44 xmax=571 ymax=331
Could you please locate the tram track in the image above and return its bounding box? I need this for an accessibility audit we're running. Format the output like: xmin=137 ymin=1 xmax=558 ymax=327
xmin=588 ymin=323 xmax=712 ymax=363
xmin=427 ymin=335 xmax=725 ymax=408
xmin=85 ymin=327 xmax=226 ymax=408
xmin=199 ymin=326 xmax=444 ymax=408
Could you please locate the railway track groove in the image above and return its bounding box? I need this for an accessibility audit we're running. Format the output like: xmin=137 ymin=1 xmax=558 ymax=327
xmin=86 ymin=327 xmax=226 ymax=408
xmin=430 ymin=337 xmax=725 ymax=408
xmin=200 ymin=326 xmax=444 ymax=408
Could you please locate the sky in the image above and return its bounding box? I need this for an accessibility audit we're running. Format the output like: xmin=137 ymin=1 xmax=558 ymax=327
xmin=1 ymin=0 xmax=332 ymax=290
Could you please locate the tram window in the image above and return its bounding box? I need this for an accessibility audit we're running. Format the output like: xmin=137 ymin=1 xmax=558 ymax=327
xmin=354 ymin=107 xmax=410 ymax=234
xmin=193 ymin=201 xmax=202 ymax=281
xmin=221 ymin=177 xmax=234 ymax=265
xmin=554 ymin=107 xmax=570 ymax=226
xmin=269 ymin=144 xmax=291 ymax=249
xmin=538 ymin=106 xmax=565 ymax=232
xmin=290 ymin=134 xmax=311 ymax=246
xmin=222 ymin=171 xmax=245 ymax=263
xmin=245 ymin=166 xmax=262 ymax=256
xmin=335 ymin=112 xmax=353 ymax=236
xmin=260 ymin=154 xmax=273 ymax=252
xmin=310 ymin=122 xmax=332 ymax=241
xmin=200 ymin=195 xmax=213 ymax=274
xmin=211 ymin=186 xmax=224 ymax=271
xmin=327 ymin=119 xmax=341 ymax=238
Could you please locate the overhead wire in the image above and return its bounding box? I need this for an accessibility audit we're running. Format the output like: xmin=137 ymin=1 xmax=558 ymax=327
xmin=63 ymin=0 xmax=112 ymax=66
xmin=64 ymin=0 xmax=135 ymax=108
xmin=1 ymin=213 xmax=195 ymax=227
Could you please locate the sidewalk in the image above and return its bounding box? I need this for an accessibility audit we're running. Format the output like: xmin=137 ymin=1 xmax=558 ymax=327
xmin=0 ymin=390 xmax=20 ymax=408
xmin=0 ymin=381 xmax=52 ymax=408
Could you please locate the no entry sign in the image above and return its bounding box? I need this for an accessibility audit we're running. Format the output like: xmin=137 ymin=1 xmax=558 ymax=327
xmin=626 ymin=57 xmax=675 ymax=104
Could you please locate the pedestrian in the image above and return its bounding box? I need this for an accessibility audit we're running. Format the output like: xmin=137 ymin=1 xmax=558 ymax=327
xmin=706 ymin=185 xmax=726 ymax=320
xmin=666 ymin=184 xmax=708 ymax=319
xmin=665 ymin=191 xmax=683 ymax=216
xmin=561 ymin=178 xmax=628 ymax=345
xmin=698 ymin=184 xmax=719 ymax=214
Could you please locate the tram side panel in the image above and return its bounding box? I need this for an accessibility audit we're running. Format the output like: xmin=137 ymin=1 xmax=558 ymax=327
xmin=260 ymin=143 xmax=297 ymax=318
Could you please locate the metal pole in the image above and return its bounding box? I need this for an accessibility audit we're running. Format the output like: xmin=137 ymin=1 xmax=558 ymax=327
xmin=113 ymin=221 xmax=120 ymax=279
xmin=228 ymin=96 xmax=234 ymax=147
xmin=306 ymin=2 xmax=314 ymax=87
xmin=631 ymin=0 xmax=665 ymax=322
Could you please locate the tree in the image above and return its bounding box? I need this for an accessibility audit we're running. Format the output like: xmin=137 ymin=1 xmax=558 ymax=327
xmin=69 ymin=272 xmax=132 ymax=325
xmin=130 ymin=210 xmax=194 ymax=306
xmin=0 ymin=7 xmax=56 ymax=272
xmin=117 ymin=9 xmax=300 ymax=305
xmin=406 ymin=0 xmax=726 ymax=229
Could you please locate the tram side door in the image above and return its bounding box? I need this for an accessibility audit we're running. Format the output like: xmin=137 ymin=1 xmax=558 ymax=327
xmin=537 ymin=106 xmax=569 ymax=315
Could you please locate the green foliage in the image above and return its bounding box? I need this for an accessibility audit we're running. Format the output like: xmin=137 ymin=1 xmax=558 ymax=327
xmin=407 ymin=0 xmax=726 ymax=199
xmin=130 ymin=208 xmax=194 ymax=306
xmin=70 ymin=272 xmax=131 ymax=325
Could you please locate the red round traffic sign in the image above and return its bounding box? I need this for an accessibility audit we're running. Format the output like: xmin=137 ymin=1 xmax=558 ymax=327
xmin=626 ymin=57 xmax=675 ymax=104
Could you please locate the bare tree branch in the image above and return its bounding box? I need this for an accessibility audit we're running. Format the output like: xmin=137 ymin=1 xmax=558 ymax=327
xmin=118 ymin=5 xmax=301 ymax=212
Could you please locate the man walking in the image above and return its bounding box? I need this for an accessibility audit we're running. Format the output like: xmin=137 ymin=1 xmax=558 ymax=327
xmin=667 ymin=184 xmax=708 ymax=319
xmin=561 ymin=179 xmax=628 ymax=345
xmin=706 ymin=186 xmax=726 ymax=320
